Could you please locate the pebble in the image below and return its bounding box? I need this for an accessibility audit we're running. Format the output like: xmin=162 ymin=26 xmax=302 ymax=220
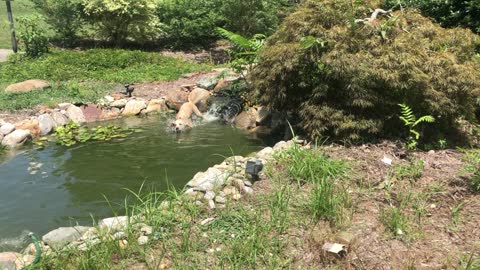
xmin=140 ymin=225 xmax=153 ymax=236
xmin=204 ymin=191 xmax=215 ymax=201
xmin=208 ymin=199 xmax=216 ymax=209
xmin=137 ymin=236 xmax=149 ymax=246
xmin=215 ymin=196 xmax=226 ymax=204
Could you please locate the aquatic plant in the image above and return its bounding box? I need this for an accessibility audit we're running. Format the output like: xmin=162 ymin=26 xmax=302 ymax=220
xmin=51 ymin=121 xmax=137 ymax=147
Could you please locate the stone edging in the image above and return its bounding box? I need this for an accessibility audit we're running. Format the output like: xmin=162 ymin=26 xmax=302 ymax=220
xmin=0 ymin=139 xmax=308 ymax=269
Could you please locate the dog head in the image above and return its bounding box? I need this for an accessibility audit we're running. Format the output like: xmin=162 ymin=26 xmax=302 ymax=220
xmin=170 ymin=119 xmax=192 ymax=132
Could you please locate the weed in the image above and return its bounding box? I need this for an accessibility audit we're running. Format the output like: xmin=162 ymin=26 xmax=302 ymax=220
xmin=394 ymin=158 xmax=425 ymax=181
xmin=380 ymin=206 xmax=409 ymax=238
xmin=460 ymin=149 xmax=480 ymax=193
xmin=308 ymin=177 xmax=350 ymax=227
xmin=398 ymin=104 xmax=435 ymax=150
xmin=459 ymin=251 xmax=480 ymax=270
xmin=451 ymin=201 xmax=465 ymax=226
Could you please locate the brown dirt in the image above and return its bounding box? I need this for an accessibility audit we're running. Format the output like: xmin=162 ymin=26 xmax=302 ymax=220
xmin=248 ymin=142 xmax=480 ymax=269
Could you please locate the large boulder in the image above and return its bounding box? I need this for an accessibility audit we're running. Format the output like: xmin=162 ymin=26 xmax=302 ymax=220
xmin=100 ymin=107 xmax=121 ymax=120
xmin=111 ymin=99 xmax=128 ymax=109
xmin=189 ymin=88 xmax=211 ymax=112
xmin=38 ymin=114 xmax=56 ymax=136
xmin=81 ymin=104 xmax=103 ymax=122
xmin=186 ymin=167 xmax=229 ymax=190
xmin=15 ymin=119 xmax=40 ymax=137
xmin=143 ymin=99 xmax=168 ymax=114
xmin=2 ymin=129 xmax=31 ymax=148
xmin=0 ymin=252 xmax=22 ymax=270
xmin=122 ymin=100 xmax=147 ymax=116
xmin=51 ymin=111 xmax=68 ymax=126
xmin=42 ymin=226 xmax=90 ymax=249
xmin=99 ymin=216 xmax=129 ymax=232
xmin=165 ymin=90 xmax=188 ymax=111
xmin=0 ymin=123 xmax=15 ymax=135
xmin=66 ymin=105 xmax=86 ymax=124
xmin=4 ymin=80 xmax=50 ymax=93
xmin=197 ymin=76 xmax=219 ymax=90
xmin=234 ymin=108 xmax=258 ymax=130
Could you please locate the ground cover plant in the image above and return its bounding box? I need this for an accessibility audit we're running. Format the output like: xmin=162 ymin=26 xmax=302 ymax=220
xmin=0 ymin=49 xmax=211 ymax=110
xmin=250 ymin=0 xmax=480 ymax=143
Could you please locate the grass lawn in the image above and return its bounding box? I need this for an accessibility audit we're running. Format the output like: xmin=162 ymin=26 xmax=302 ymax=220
xmin=0 ymin=0 xmax=39 ymax=49
xmin=0 ymin=49 xmax=212 ymax=111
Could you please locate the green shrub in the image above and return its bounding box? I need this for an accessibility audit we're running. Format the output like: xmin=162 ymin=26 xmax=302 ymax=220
xmin=16 ymin=15 xmax=49 ymax=57
xmin=385 ymin=0 xmax=480 ymax=34
xmin=461 ymin=149 xmax=480 ymax=193
xmin=250 ymin=0 xmax=480 ymax=141
xmin=156 ymin=0 xmax=222 ymax=47
xmin=394 ymin=158 xmax=425 ymax=181
xmin=31 ymin=0 xmax=84 ymax=46
xmin=82 ymin=0 xmax=160 ymax=45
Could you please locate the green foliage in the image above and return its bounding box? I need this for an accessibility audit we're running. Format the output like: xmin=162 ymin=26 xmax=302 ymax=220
xmin=82 ymin=0 xmax=160 ymax=45
xmin=216 ymin=27 xmax=265 ymax=75
xmin=398 ymin=104 xmax=435 ymax=149
xmin=460 ymin=149 xmax=480 ymax=193
xmin=52 ymin=121 xmax=136 ymax=147
xmin=251 ymin=0 xmax=480 ymax=142
xmin=16 ymin=15 xmax=49 ymax=57
xmin=394 ymin=158 xmax=425 ymax=181
xmin=380 ymin=206 xmax=409 ymax=238
xmin=386 ymin=0 xmax=480 ymax=34
xmin=156 ymin=0 xmax=222 ymax=46
xmin=31 ymin=0 xmax=84 ymax=46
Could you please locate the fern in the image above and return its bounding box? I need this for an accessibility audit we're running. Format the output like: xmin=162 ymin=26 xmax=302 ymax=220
xmin=398 ymin=104 xmax=435 ymax=149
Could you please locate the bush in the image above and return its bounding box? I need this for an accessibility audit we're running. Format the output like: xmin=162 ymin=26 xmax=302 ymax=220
xmin=16 ymin=15 xmax=49 ymax=57
xmin=82 ymin=0 xmax=160 ymax=45
xmin=31 ymin=0 xmax=84 ymax=46
xmin=219 ymin=0 xmax=293 ymax=37
xmin=250 ymin=0 xmax=480 ymax=141
xmin=385 ymin=0 xmax=480 ymax=34
xmin=156 ymin=0 xmax=222 ymax=47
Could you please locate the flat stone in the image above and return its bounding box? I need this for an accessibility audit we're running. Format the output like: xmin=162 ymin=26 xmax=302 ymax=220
xmin=42 ymin=226 xmax=90 ymax=249
xmin=99 ymin=216 xmax=129 ymax=232
xmin=111 ymin=99 xmax=128 ymax=108
xmin=66 ymin=105 xmax=86 ymax=124
xmin=143 ymin=99 xmax=168 ymax=114
xmin=186 ymin=167 xmax=229 ymax=189
xmin=197 ymin=76 xmax=219 ymax=90
xmin=0 ymin=123 xmax=15 ymax=135
xmin=5 ymin=79 xmax=50 ymax=93
xmin=38 ymin=114 xmax=56 ymax=135
xmin=15 ymin=118 xmax=40 ymax=137
xmin=122 ymin=100 xmax=147 ymax=116
xmin=51 ymin=111 xmax=68 ymax=126
xmin=137 ymin=235 xmax=148 ymax=246
xmin=81 ymin=104 xmax=103 ymax=122
xmin=2 ymin=129 xmax=31 ymax=148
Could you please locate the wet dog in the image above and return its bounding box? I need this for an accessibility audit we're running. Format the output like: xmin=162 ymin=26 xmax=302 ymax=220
xmin=171 ymin=88 xmax=209 ymax=132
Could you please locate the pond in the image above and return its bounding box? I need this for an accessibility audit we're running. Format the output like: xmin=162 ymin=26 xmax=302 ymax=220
xmin=0 ymin=115 xmax=267 ymax=251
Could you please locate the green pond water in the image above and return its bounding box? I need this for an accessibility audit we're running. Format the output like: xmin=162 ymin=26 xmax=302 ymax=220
xmin=0 ymin=115 xmax=267 ymax=251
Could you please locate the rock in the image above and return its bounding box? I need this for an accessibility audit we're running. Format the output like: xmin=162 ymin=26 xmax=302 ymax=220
xmin=215 ymin=196 xmax=226 ymax=204
xmin=165 ymin=90 xmax=189 ymax=111
xmin=223 ymin=186 xmax=236 ymax=196
xmin=143 ymin=99 xmax=168 ymax=114
xmin=111 ymin=99 xmax=128 ymax=108
xmin=244 ymin=186 xmax=253 ymax=194
xmin=57 ymin=103 xmax=71 ymax=110
xmin=208 ymin=199 xmax=216 ymax=209
xmin=38 ymin=114 xmax=56 ymax=135
xmin=104 ymin=95 xmax=115 ymax=103
xmin=0 ymin=252 xmax=22 ymax=270
xmin=234 ymin=108 xmax=258 ymax=130
xmin=119 ymin=240 xmax=128 ymax=250
xmin=81 ymin=227 xmax=99 ymax=240
xmin=212 ymin=79 xmax=231 ymax=93
xmin=200 ymin=217 xmax=215 ymax=226
xmin=100 ymin=107 xmax=121 ymax=120
xmin=322 ymin=243 xmax=347 ymax=257
xmin=23 ymin=241 xmax=50 ymax=256
xmin=99 ymin=216 xmax=129 ymax=232
xmin=197 ymin=76 xmax=218 ymax=90
xmin=66 ymin=105 xmax=86 ymax=124
xmin=0 ymin=123 xmax=15 ymax=135
xmin=137 ymin=235 xmax=149 ymax=246
xmin=42 ymin=226 xmax=90 ymax=249
xmin=140 ymin=225 xmax=153 ymax=236
xmin=4 ymin=79 xmax=50 ymax=93
xmin=186 ymin=167 xmax=229 ymax=190
xmin=189 ymin=88 xmax=211 ymax=112
xmin=15 ymin=118 xmax=40 ymax=137
xmin=122 ymin=100 xmax=147 ymax=116
xmin=81 ymin=104 xmax=103 ymax=122
xmin=232 ymin=193 xmax=242 ymax=201
xmin=2 ymin=129 xmax=31 ymax=148
xmin=244 ymin=181 xmax=252 ymax=187
xmin=51 ymin=111 xmax=68 ymax=126
xmin=204 ymin=191 xmax=216 ymax=201
xmin=273 ymin=140 xmax=295 ymax=152
xmin=256 ymin=147 xmax=274 ymax=160
xmin=113 ymin=232 xmax=127 ymax=240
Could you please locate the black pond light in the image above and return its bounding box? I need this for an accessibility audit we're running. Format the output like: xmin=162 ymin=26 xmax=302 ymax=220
xmin=245 ymin=160 xmax=264 ymax=181
xmin=122 ymin=84 xmax=135 ymax=97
